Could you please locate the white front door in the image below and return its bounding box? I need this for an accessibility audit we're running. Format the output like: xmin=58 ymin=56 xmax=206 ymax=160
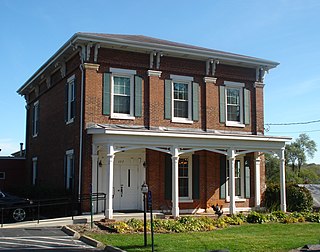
xmin=113 ymin=164 xmax=139 ymax=210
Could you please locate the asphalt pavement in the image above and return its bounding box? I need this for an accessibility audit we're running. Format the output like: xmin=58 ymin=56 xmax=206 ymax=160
xmin=0 ymin=227 xmax=101 ymax=251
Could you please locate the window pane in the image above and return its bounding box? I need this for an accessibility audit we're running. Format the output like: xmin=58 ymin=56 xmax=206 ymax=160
xmin=114 ymin=76 xmax=130 ymax=95
xmin=174 ymin=100 xmax=188 ymax=118
xmin=174 ymin=83 xmax=188 ymax=100
xmin=227 ymin=88 xmax=241 ymax=122
xmin=235 ymin=178 xmax=241 ymax=196
xmin=114 ymin=96 xmax=130 ymax=114
xmin=178 ymin=158 xmax=189 ymax=197
xmin=179 ymin=178 xmax=188 ymax=197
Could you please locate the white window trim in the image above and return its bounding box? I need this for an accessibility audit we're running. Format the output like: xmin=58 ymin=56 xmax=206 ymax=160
xmin=226 ymin=156 xmax=245 ymax=201
xmin=66 ymin=75 xmax=75 ymax=124
xmin=32 ymin=157 xmax=38 ymax=185
xmin=179 ymin=153 xmax=193 ymax=201
xmin=32 ymin=101 xmax=39 ymax=137
xmin=224 ymin=81 xmax=245 ymax=127
xmin=110 ymin=68 xmax=136 ymax=120
xmin=66 ymin=149 xmax=74 ymax=190
xmin=170 ymin=75 xmax=194 ymax=124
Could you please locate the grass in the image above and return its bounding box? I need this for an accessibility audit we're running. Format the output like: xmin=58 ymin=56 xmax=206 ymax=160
xmin=87 ymin=223 xmax=320 ymax=252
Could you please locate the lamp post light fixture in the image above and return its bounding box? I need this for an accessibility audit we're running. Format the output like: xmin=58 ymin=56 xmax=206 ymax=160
xmin=141 ymin=182 xmax=148 ymax=247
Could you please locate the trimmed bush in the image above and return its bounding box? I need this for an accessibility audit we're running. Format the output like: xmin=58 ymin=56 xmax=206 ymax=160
xmin=263 ymin=183 xmax=313 ymax=212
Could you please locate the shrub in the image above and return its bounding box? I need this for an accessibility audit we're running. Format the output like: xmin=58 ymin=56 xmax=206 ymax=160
xmin=286 ymin=185 xmax=313 ymax=212
xmin=246 ymin=211 xmax=267 ymax=224
xmin=263 ymin=183 xmax=313 ymax=212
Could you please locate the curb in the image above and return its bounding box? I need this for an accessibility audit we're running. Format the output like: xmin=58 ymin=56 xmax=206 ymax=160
xmin=61 ymin=226 xmax=125 ymax=251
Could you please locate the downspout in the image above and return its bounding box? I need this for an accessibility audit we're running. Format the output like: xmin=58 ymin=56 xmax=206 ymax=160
xmin=77 ymin=45 xmax=86 ymax=201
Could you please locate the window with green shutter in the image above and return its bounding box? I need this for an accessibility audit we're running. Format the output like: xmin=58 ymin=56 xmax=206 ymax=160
xmin=165 ymin=75 xmax=199 ymax=123
xmin=219 ymin=81 xmax=251 ymax=127
xmin=102 ymin=68 xmax=143 ymax=119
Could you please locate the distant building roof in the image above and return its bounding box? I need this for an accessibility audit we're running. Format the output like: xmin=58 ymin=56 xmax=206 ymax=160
xmin=299 ymin=184 xmax=320 ymax=208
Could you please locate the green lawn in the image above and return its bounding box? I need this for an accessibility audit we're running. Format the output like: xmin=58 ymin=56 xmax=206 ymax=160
xmin=87 ymin=223 xmax=320 ymax=252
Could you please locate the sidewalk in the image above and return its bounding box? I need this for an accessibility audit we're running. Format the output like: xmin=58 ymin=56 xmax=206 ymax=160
xmin=0 ymin=212 xmax=164 ymax=228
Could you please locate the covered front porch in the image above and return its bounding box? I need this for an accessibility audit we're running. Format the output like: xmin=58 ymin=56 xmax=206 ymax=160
xmin=88 ymin=125 xmax=291 ymax=219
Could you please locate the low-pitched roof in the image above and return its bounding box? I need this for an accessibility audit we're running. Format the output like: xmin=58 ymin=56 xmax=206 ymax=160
xmin=18 ymin=32 xmax=279 ymax=95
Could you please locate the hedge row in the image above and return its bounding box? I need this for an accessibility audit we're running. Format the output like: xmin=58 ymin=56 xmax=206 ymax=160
xmin=103 ymin=211 xmax=320 ymax=233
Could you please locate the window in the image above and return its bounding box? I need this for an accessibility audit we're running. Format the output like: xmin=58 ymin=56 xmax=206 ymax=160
xmin=32 ymin=157 xmax=37 ymax=185
xmin=219 ymin=81 xmax=250 ymax=127
xmin=178 ymin=155 xmax=192 ymax=199
xmin=66 ymin=75 xmax=75 ymax=123
xmin=165 ymin=75 xmax=198 ymax=123
xmin=103 ymin=68 xmax=143 ymax=118
xmin=110 ymin=68 xmax=136 ymax=119
xmin=65 ymin=150 xmax=74 ymax=190
xmin=32 ymin=101 xmax=39 ymax=137
xmin=227 ymin=88 xmax=241 ymax=123
xmin=0 ymin=172 xmax=5 ymax=180
xmin=226 ymin=158 xmax=244 ymax=199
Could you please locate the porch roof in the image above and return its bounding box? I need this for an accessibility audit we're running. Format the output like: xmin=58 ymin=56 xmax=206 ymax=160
xmin=87 ymin=124 xmax=291 ymax=155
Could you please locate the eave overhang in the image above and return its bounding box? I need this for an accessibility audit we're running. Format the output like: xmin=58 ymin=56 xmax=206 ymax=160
xmin=17 ymin=32 xmax=279 ymax=96
xmin=88 ymin=126 xmax=291 ymax=153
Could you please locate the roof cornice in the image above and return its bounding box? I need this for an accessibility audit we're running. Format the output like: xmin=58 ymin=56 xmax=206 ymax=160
xmin=17 ymin=33 xmax=279 ymax=95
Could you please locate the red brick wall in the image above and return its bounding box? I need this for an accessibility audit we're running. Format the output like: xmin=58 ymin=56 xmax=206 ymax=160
xmin=0 ymin=158 xmax=26 ymax=192
xmin=146 ymin=150 xmax=254 ymax=212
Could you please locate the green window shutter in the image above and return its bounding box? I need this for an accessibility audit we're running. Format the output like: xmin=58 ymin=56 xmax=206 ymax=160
xmin=244 ymin=88 xmax=251 ymax=125
xmin=192 ymin=154 xmax=200 ymax=199
xmin=164 ymin=154 xmax=172 ymax=200
xmin=164 ymin=79 xmax=172 ymax=120
xmin=103 ymin=73 xmax=111 ymax=115
xmin=219 ymin=86 xmax=226 ymax=123
xmin=244 ymin=157 xmax=251 ymax=198
xmin=220 ymin=155 xmax=227 ymax=199
xmin=192 ymin=82 xmax=199 ymax=121
xmin=65 ymin=83 xmax=68 ymax=122
xmin=71 ymin=78 xmax=76 ymax=119
xmin=134 ymin=75 xmax=143 ymax=117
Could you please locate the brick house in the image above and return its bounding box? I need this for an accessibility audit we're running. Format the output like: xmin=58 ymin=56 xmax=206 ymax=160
xmin=17 ymin=33 xmax=290 ymax=218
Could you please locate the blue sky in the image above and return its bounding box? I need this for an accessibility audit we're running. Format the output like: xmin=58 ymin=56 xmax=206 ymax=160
xmin=1 ymin=0 xmax=320 ymax=163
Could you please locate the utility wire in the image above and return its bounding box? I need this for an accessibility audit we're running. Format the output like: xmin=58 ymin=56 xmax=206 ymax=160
xmin=266 ymin=119 xmax=320 ymax=126
xmin=268 ymin=129 xmax=320 ymax=134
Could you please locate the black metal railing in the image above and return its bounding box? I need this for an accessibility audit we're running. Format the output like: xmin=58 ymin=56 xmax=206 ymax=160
xmin=0 ymin=192 xmax=106 ymax=227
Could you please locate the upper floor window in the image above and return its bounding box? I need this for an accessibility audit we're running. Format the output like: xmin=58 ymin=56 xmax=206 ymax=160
xmin=219 ymin=81 xmax=251 ymax=127
xmin=32 ymin=101 xmax=39 ymax=137
xmin=165 ymin=75 xmax=199 ymax=123
xmin=65 ymin=149 xmax=74 ymax=191
xmin=66 ymin=75 xmax=76 ymax=124
xmin=103 ymin=68 xmax=143 ymax=119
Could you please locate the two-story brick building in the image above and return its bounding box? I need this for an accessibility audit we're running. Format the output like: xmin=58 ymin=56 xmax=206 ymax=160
xmin=18 ymin=33 xmax=290 ymax=219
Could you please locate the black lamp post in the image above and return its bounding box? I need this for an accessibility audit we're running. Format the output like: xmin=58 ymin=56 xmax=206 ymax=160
xmin=141 ymin=182 xmax=148 ymax=247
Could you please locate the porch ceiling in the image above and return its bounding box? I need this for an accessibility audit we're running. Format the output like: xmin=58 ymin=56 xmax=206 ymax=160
xmin=88 ymin=125 xmax=291 ymax=155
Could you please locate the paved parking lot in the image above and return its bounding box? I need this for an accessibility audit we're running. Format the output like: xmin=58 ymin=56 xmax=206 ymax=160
xmin=0 ymin=227 xmax=100 ymax=251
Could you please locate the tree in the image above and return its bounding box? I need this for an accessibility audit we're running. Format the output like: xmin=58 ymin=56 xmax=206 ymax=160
xmin=285 ymin=133 xmax=317 ymax=173
xmin=265 ymin=153 xmax=280 ymax=184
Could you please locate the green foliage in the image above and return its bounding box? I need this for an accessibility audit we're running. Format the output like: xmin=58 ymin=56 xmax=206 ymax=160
xmin=265 ymin=153 xmax=280 ymax=183
xmin=246 ymin=211 xmax=267 ymax=224
xmin=263 ymin=183 xmax=313 ymax=212
xmin=285 ymin=133 xmax=317 ymax=172
xmin=303 ymin=212 xmax=320 ymax=223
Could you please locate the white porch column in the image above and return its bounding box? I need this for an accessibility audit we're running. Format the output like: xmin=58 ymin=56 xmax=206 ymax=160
xmin=106 ymin=144 xmax=115 ymax=219
xmin=91 ymin=144 xmax=98 ymax=194
xmin=228 ymin=149 xmax=236 ymax=215
xmin=91 ymin=152 xmax=98 ymax=213
xmin=255 ymin=154 xmax=261 ymax=208
xmin=171 ymin=146 xmax=179 ymax=218
xmin=279 ymin=147 xmax=287 ymax=212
